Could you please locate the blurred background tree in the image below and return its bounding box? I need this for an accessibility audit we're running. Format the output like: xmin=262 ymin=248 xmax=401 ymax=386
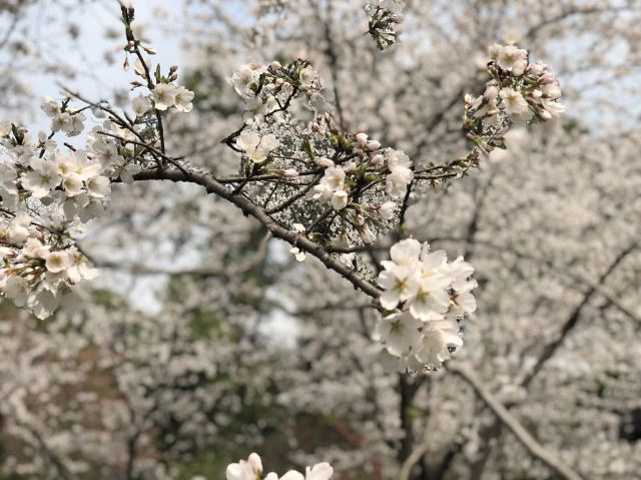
xmin=1 ymin=0 xmax=640 ymax=479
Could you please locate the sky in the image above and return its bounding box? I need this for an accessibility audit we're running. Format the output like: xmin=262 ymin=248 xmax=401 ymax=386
xmin=17 ymin=0 xmax=183 ymax=134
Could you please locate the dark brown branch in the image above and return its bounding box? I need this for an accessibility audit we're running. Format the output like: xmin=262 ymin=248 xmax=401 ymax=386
xmin=132 ymin=167 xmax=382 ymax=299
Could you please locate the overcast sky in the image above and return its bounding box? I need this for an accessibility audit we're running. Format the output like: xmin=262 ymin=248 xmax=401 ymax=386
xmin=17 ymin=0 xmax=182 ymax=133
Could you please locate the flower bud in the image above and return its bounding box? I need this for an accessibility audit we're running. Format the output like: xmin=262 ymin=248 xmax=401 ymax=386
xmin=539 ymin=108 xmax=552 ymax=121
xmin=379 ymin=201 xmax=396 ymax=220
xmin=317 ymin=157 xmax=335 ymax=168
xmin=355 ymin=132 xmax=369 ymax=148
xmin=540 ymin=74 xmax=556 ymax=84
xmin=370 ymin=154 xmax=385 ymax=166
xmin=483 ymin=85 xmax=498 ymax=101
xmin=359 ymin=225 xmax=376 ymax=244
xmin=280 ymin=168 xmax=299 ymax=177
xmin=343 ymin=161 xmax=357 ymax=172
xmin=366 ymin=140 xmax=381 ymax=151
xmin=528 ymin=63 xmax=546 ymax=75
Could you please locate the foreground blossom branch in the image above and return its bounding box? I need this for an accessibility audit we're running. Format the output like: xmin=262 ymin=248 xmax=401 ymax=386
xmin=0 ymin=3 xmax=564 ymax=378
xmin=366 ymin=0 xmax=405 ymax=50
xmin=132 ymin=167 xmax=382 ymax=299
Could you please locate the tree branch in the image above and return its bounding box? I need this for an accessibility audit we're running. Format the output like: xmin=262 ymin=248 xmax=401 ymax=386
xmin=12 ymin=417 xmax=77 ymax=480
xmin=398 ymin=429 xmax=430 ymax=480
xmin=521 ymin=241 xmax=638 ymax=387
xmin=447 ymin=361 xmax=584 ymax=480
xmin=132 ymin=168 xmax=382 ymax=299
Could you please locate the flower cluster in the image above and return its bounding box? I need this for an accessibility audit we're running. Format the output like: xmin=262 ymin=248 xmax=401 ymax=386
xmin=0 ymin=37 xmax=195 ymax=319
xmin=130 ymin=59 xmax=195 ymax=113
xmin=465 ymin=44 xmax=565 ymax=129
xmin=365 ymin=0 xmax=405 ymax=50
xmin=151 ymin=83 xmax=194 ymax=112
xmin=375 ymin=238 xmax=477 ymax=373
xmin=384 ymin=147 xmax=413 ymax=197
xmin=40 ymin=97 xmax=87 ymax=137
xmin=226 ymin=453 xmax=333 ymax=480
xmin=229 ymin=60 xmax=324 ymax=122
xmin=223 ymin=46 xmax=564 ymax=264
xmin=0 ymin=116 xmax=116 ymax=317
xmin=313 ymin=161 xmax=350 ymax=210
xmin=86 ymin=120 xmax=142 ymax=184
xmin=0 ymin=6 xmax=200 ymax=320
xmin=226 ymin=59 xmax=414 ymax=251
xmin=41 ymin=97 xmax=86 ymax=136
xmin=311 ymin=144 xmax=412 ymax=212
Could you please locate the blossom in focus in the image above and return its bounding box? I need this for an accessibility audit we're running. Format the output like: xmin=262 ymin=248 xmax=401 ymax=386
xmin=236 ymin=130 xmax=280 ymax=163
xmin=314 ymin=165 xmax=349 ymax=210
xmin=174 ymin=85 xmax=195 ymax=112
xmin=226 ymin=452 xmax=263 ymax=480
xmin=376 ymin=238 xmax=476 ymax=373
xmin=21 ymin=158 xmax=62 ymax=198
xmin=496 ymin=44 xmax=528 ymax=75
xmin=152 ymin=83 xmax=176 ymax=110
xmin=229 ymin=64 xmax=266 ymax=99
xmin=499 ymin=88 xmax=530 ymax=116
xmin=385 ymin=149 xmax=413 ymax=197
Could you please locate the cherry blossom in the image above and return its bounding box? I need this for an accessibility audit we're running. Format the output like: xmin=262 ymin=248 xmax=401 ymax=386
xmin=0 ymin=2 xmax=605 ymax=479
xmin=226 ymin=453 xmax=333 ymax=480
xmin=377 ymin=239 xmax=476 ymax=373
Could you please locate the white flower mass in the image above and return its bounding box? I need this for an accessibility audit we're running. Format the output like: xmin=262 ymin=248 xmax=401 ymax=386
xmin=0 ymin=1 xmax=638 ymax=479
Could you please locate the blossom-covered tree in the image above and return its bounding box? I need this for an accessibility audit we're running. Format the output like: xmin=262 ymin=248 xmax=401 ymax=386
xmin=0 ymin=1 xmax=639 ymax=479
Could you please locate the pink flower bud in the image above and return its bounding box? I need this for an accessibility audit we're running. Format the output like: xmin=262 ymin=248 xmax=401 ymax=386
xmin=279 ymin=168 xmax=299 ymax=177
xmin=370 ymin=154 xmax=385 ymax=166
xmin=366 ymin=140 xmax=381 ymax=151
xmin=317 ymin=157 xmax=335 ymax=168
xmin=483 ymin=85 xmax=498 ymax=101
xmin=343 ymin=161 xmax=357 ymax=172
xmin=540 ymin=74 xmax=556 ymax=84
xmin=539 ymin=108 xmax=552 ymax=121
xmin=355 ymin=132 xmax=369 ymax=148
xmin=359 ymin=225 xmax=376 ymax=244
